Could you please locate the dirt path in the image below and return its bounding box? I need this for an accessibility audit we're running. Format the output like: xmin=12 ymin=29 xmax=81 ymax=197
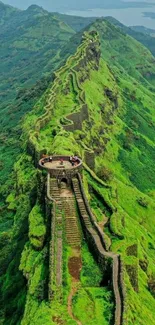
xmin=68 ymin=284 xmax=82 ymax=325
xmin=67 ymin=248 xmax=82 ymax=325
xmin=60 ymin=183 xmax=83 ymax=325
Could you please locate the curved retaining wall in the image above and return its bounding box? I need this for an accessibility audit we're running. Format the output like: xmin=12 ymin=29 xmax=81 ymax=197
xmin=47 ymin=173 xmax=56 ymax=301
xmin=74 ymin=174 xmax=124 ymax=325
xmin=39 ymin=155 xmax=83 ymax=181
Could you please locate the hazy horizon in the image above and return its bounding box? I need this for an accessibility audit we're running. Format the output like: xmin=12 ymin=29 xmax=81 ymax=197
xmin=1 ymin=0 xmax=155 ymax=29
xmin=1 ymin=0 xmax=155 ymax=11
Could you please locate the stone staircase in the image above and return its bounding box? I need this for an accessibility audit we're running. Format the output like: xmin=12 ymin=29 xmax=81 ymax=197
xmin=62 ymin=196 xmax=81 ymax=248
xmin=72 ymin=178 xmax=91 ymax=228
xmin=48 ymin=175 xmax=123 ymax=324
xmin=49 ymin=178 xmax=63 ymax=287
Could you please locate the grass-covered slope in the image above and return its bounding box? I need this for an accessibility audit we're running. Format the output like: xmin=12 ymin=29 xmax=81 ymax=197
xmin=1 ymin=16 xmax=155 ymax=325
xmin=0 ymin=3 xmax=97 ymax=192
xmin=0 ymin=5 xmax=74 ymax=114
xmin=22 ymin=21 xmax=155 ymax=324
xmin=105 ymin=16 xmax=155 ymax=57
xmin=0 ymin=3 xmax=77 ymax=211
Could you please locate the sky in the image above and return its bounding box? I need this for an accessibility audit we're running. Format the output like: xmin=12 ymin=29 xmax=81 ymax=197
xmin=2 ymin=0 xmax=155 ymax=11
xmin=2 ymin=0 xmax=155 ymax=28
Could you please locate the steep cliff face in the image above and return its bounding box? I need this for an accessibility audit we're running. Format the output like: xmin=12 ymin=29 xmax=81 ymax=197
xmin=1 ymin=18 xmax=155 ymax=325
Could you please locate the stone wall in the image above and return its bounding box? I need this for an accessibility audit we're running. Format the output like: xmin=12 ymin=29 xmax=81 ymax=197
xmin=64 ymin=104 xmax=89 ymax=132
xmin=75 ymin=173 xmax=124 ymax=325
xmin=39 ymin=156 xmax=83 ymax=183
xmin=46 ymin=174 xmax=56 ymax=300
xmin=84 ymin=150 xmax=95 ymax=171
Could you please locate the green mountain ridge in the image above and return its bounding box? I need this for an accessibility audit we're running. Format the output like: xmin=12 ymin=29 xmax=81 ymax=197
xmin=131 ymin=25 xmax=155 ymax=35
xmin=0 ymin=1 xmax=19 ymax=24
xmin=1 ymin=4 xmax=155 ymax=325
xmin=0 ymin=3 xmax=77 ymax=191
xmin=105 ymin=16 xmax=155 ymax=56
xmin=2 ymin=0 xmax=154 ymax=11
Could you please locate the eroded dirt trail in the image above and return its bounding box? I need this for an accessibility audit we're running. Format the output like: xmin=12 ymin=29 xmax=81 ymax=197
xmin=60 ymin=183 xmax=82 ymax=325
xmin=68 ymin=249 xmax=82 ymax=325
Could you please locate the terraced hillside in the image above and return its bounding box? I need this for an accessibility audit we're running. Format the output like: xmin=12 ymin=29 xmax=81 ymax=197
xmin=1 ymin=16 xmax=155 ymax=325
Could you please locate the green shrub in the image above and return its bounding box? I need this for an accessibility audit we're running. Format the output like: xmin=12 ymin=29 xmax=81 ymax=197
xmin=29 ymin=204 xmax=46 ymax=250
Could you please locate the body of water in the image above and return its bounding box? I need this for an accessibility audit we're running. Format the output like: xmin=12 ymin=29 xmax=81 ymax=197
xmin=63 ymin=6 xmax=155 ymax=29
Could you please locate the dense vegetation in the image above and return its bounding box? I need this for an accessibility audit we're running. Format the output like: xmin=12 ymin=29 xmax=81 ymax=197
xmin=1 ymin=2 xmax=155 ymax=325
xmin=0 ymin=4 xmax=76 ymax=205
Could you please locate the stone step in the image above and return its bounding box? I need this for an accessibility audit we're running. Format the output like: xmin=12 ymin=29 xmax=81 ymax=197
xmin=67 ymin=238 xmax=81 ymax=242
xmin=66 ymin=219 xmax=77 ymax=222
xmin=66 ymin=225 xmax=79 ymax=230
xmin=66 ymin=231 xmax=81 ymax=237
xmin=66 ymin=224 xmax=79 ymax=228
xmin=66 ymin=229 xmax=80 ymax=234
xmin=67 ymin=238 xmax=81 ymax=245
xmin=66 ymin=235 xmax=81 ymax=239
xmin=79 ymin=207 xmax=87 ymax=212
xmin=64 ymin=209 xmax=76 ymax=213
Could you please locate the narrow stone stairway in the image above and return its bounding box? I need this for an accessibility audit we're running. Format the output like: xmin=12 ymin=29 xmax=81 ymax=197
xmin=72 ymin=178 xmax=91 ymax=228
xmin=60 ymin=183 xmax=81 ymax=248
xmin=49 ymin=178 xmax=63 ymax=288
xmin=60 ymin=181 xmax=82 ymax=325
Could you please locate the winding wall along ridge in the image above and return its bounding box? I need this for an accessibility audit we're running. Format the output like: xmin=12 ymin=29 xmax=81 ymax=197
xmin=73 ymin=174 xmax=124 ymax=325
xmin=27 ymin=31 xmax=101 ymax=161
xmin=47 ymin=170 xmax=125 ymax=324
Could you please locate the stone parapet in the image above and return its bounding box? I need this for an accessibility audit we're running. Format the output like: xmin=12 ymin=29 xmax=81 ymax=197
xmin=39 ymin=156 xmax=83 ymax=183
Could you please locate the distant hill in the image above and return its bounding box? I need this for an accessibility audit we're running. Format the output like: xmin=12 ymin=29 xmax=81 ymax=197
xmin=0 ymin=0 xmax=19 ymax=24
xmin=144 ymin=12 xmax=155 ymax=20
xmin=54 ymin=12 xmax=97 ymax=32
xmin=105 ymin=16 xmax=155 ymax=56
xmin=1 ymin=0 xmax=154 ymax=11
xmin=131 ymin=25 xmax=155 ymax=35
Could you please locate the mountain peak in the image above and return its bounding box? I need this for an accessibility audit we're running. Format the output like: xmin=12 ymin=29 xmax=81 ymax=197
xmin=26 ymin=4 xmax=47 ymax=14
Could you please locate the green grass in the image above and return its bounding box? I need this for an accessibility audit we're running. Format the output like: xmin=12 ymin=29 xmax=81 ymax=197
xmin=73 ymin=287 xmax=113 ymax=325
xmin=1 ymin=15 xmax=155 ymax=325
xmin=29 ymin=203 xmax=46 ymax=249
xmin=81 ymin=243 xmax=103 ymax=287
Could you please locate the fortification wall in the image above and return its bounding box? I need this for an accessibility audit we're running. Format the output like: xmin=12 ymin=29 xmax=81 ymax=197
xmin=46 ymin=174 xmax=56 ymax=300
xmin=39 ymin=156 xmax=83 ymax=183
xmin=84 ymin=150 xmax=95 ymax=171
xmin=75 ymin=174 xmax=124 ymax=325
xmin=27 ymin=31 xmax=100 ymax=156
xmin=64 ymin=104 xmax=89 ymax=132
